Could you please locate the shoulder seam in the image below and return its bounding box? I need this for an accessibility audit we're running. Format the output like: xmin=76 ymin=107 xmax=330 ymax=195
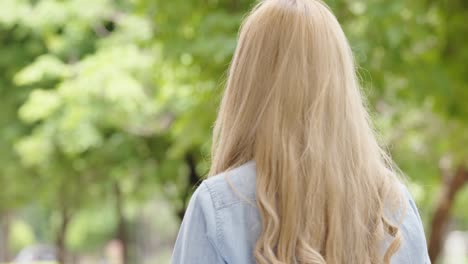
xmin=216 ymin=197 xmax=257 ymax=210
xmin=202 ymin=181 xmax=225 ymax=254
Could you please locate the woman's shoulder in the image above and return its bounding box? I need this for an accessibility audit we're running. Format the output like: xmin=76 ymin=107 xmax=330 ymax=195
xmin=393 ymin=183 xmax=431 ymax=263
xmin=200 ymin=160 xmax=257 ymax=211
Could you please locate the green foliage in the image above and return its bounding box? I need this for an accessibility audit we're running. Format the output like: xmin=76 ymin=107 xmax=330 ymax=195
xmin=0 ymin=0 xmax=466 ymax=261
xmin=66 ymin=206 xmax=117 ymax=252
xmin=9 ymin=219 xmax=36 ymax=254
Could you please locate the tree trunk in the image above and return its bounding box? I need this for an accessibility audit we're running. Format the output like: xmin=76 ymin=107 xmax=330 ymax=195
xmin=114 ymin=182 xmax=128 ymax=264
xmin=177 ymin=153 xmax=201 ymax=221
xmin=428 ymin=164 xmax=468 ymax=263
xmin=56 ymin=206 xmax=70 ymax=264
xmin=0 ymin=211 xmax=11 ymax=262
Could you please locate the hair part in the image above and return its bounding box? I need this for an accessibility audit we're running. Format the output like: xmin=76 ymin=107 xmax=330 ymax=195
xmin=209 ymin=0 xmax=405 ymax=263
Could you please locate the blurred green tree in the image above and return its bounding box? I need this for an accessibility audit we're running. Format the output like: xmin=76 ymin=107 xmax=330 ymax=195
xmin=0 ymin=0 xmax=170 ymax=263
xmin=0 ymin=0 xmax=466 ymax=263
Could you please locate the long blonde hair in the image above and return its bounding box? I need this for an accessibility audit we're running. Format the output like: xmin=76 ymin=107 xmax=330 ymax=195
xmin=209 ymin=0 xmax=405 ymax=263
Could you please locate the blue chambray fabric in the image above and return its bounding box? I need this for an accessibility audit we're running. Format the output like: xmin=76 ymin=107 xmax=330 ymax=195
xmin=171 ymin=161 xmax=430 ymax=264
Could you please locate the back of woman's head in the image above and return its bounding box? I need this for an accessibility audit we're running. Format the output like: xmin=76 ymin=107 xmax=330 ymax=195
xmin=209 ymin=0 xmax=405 ymax=263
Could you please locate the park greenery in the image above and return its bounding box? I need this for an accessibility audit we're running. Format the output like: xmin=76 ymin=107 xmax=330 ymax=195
xmin=0 ymin=0 xmax=466 ymax=263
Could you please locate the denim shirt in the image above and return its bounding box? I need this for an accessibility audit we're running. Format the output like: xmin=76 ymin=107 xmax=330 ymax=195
xmin=171 ymin=161 xmax=431 ymax=264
